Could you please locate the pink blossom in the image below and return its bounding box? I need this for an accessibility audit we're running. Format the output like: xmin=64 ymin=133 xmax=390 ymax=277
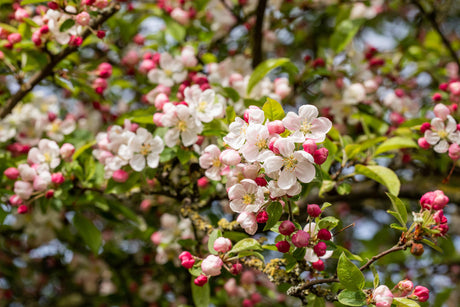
xmin=14 ymin=181 xmax=33 ymax=199
xmin=237 ymin=212 xmax=258 ymax=235
xmin=373 ymin=285 xmax=393 ymax=307
xmin=228 ymin=179 xmax=265 ymax=213
xmin=112 ymin=169 xmax=129 ymax=183
xmin=4 ymin=167 xmax=19 ymax=180
xmin=219 ymin=149 xmax=241 ymax=166
xmin=283 ymin=105 xmax=332 ymax=143
xmin=201 ymin=255 xmax=223 ymax=276
xmin=76 ymin=11 xmax=90 ymax=26
xmin=199 ymin=145 xmax=223 ymax=180
xmin=213 ymin=237 xmax=232 ymax=253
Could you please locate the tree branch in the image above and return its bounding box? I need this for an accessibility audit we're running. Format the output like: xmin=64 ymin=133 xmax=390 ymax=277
xmin=252 ymin=0 xmax=267 ymax=68
xmin=411 ymin=0 xmax=460 ymax=67
xmin=0 ymin=4 xmax=120 ymax=119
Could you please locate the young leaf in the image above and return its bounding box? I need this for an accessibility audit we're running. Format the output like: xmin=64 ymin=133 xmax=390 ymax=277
xmin=60 ymin=19 xmax=75 ymax=32
xmin=393 ymin=297 xmax=421 ymax=307
xmin=247 ymin=58 xmax=298 ymax=95
xmin=263 ymin=202 xmax=283 ymax=231
xmin=73 ymin=213 xmax=102 ymax=254
xmin=421 ymin=238 xmax=443 ymax=253
xmin=191 ymin=280 xmax=210 ymax=307
xmin=370 ymin=264 xmax=379 ymax=289
xmin=262 ymin=97 xmax=285 ymax=121
xmin=374 ymin=137 xmax=418 ymax=156
xmin=317 ymin=216 xmax=340 ymax=230
xmin=229 ymin=238 xmax=262 ymax=254
xmin=330 ymin=19 xmax=364 ymax=53
xmin=386 ymin=193 xmax=408 ymax=227
xmin=337 ymin=253 xmax=365 ymax=290
xmin=355 ymin=164 xmax=400 ymax=196
xmin=337 ymin=290 xmax=367 ymax=306
xmin=208 ymin=229 xmax=222 ymax=255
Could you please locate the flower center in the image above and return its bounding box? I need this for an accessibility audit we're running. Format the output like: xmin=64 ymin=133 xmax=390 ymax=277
xmin=255 ymin=137 xmax=267 ymax=149
xmin=212 ymin=158 xmax=221 ymax=168
xmin=44 ymin=152 xmax=52 ymax=163
xmin=140 ymin=143 xmax=151 ymax=156
xmin=177 ymin=120 xmax=187 ymax=132
xmin=198 ymin=101 xmax=207 ymax=112
xmin=164 ymin=69 xmax=173 ymax=77
xmin=438 ymin=130 xmax=448 ymax=139
xmin=300 ymin=120 xmax=312 ymax=134
xmin=283 ymin=155 xmax=297 ymax=171
xmin=243 ymin=194 xmax=255 ymax=205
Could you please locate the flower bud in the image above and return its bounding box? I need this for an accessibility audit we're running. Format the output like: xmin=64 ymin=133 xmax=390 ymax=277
xmin=4 ymin=167 xmax=19 ymax=180
xmin=8 ymin=33 xmax=22 ymax=44
xmin=313 ymin=148 xmax=328 ymax=165
xmin=434 ymin=103 xmax=450 ymax=120
xmin=60 ymin=143 xmax=75 ymax=161
xmin=201 ymin=255 xmax=223 ymax=276
xmin=313 ymin=241 xmax=327 ymax=257
xmin=153 ymin=113 xmax=164 ymax=126
xmin=256 ymin=211 xmax=268 ymax=223
xmin=45 ymin=189 xmax=54 ymax=199
xmin=312 ymin=259 xmax=324 ymax=271
xmin=302 ymin=139 xmax=317 ymax=155
xmin=9 ymin=195 xmax=23 ymax=206
xmin=251 ymin=292 xmax=262 ymax=304
xmin=97 ymin=30 xmax=106 ymax=39
xmin=220 ymin=149 xmax=241 ymax=166
xmin=394 ymin=280 xmax=414 ymax=297
xmin=17 ymin=205 xmax=28 ymax=214
xmin=432 ymin=93 xmax=442 ymax=101
xmin=230 ymin=263 xmax=243 ymax=275
xmin=112 ymin=169 xmax=129 ymax=183
xmin=411 ymin=286 xmax=429 ymax=302
xmin=279 ymin=220 xmax=296 ymax=236
xmin=242 ymin=299 xmax=253 ymax=307
xmin=275 ymin=240 xmax=290 ymax=253
xmin=373 ymin=285 xmax=393 ymax=307
xmin=150 ymin=231 xmax=161 ymax=244
xmin=97 ymin=62 xmax=112 ymax=79
xmin=33 ymin=175 xmax=49 ymax=191
xmin=213 ymin=237 xmax=232 ymax=253
xmin=76 ymin=11 xmax=90 ymax=26
xmin=197 ymin=176 xmax=209 ymax=188
xmin=307 ymin=204 xmax=321 ymax=217
xmin=433 ymin=210 xmax=447 ymax=224
xmin=237 ymin=212 xmax=257 ymax=235
xmin=51 ymin=172 xmax=65 ymax=185
xmin=432 ymin=190 xmax=449 ymax=210
xmin=317 ymin=228 xmax=332 ymax=241
xmin=410 ymin=243 xmax=424 ymax=256
xmin=420 ymin=122 xmax=431 ymax=133
xmin=291 ymin=230 xmax=310 ymax=248
xmin=417 ymin=137 xmax=430 ymax=150
xmin=267 ymin=120 xmax=285 ymax=135
xmin=448 ymin=143 xmax=460 ymax=160
xmin=194 ymin=274 xmax=208 ymax=287
xmin=181 ymin=257 xmax=195 ymax=269
xmin=14 ymin=181 xmax=33 ymax=199
xmin=254 ymin=177 xmax=267 ymax=187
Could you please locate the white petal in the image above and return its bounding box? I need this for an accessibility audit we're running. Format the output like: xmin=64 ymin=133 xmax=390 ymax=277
xmin=278 ymin=169 xmax=296 ymax=189
xmin=130 ymin=154 xmax=146 ymax=171
xmin=263 ymin=156 xmax=284 ymax=173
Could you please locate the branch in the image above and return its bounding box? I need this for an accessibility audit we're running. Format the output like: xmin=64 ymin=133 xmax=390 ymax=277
xmin=0 ymin=4 xmax=120 ymax=119
xmin=251 ymin=0 xmax=267 ymax=68
xmin=411 ymin=0 xmax=460 ymax=67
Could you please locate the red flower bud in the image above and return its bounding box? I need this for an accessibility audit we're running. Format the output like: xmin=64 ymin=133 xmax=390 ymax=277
xmin=275 ymin=240 xmax=290 ymax=253
xmin=313 ymin=241 xmax=327 ymax=257
xmin=291 ymin=230 xmax=310 ymax=248
xmin=194 ymin=274 xmax=208 ymax=287
xmin=279 ymin=220 xmax=295 ymax=236
xmin=317 ymin=228 xmax=332 ymax=241
xmin=256 ymin=211 xmax=268 ymax=223
xmin=312 ymin=259 xmax=325 ymax=271
xmin=307 ymin=204 xmax=322 ymax=217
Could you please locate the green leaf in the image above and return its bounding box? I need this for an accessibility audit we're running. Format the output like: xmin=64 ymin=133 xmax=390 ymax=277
xmin=238 ymin=250 xmax=264 ymax=261
xmin=337 ymin=253 xmax=365 ymax=290
xmin=330 ymin=19 xmax=364 ymax=53
xmin=337 ymin=182 xmax=351 ymax=195
xmin=386 ymin=193 xmax=408 ymax=227
xmin=370 ymin=264 xmax=379 ymax=289
xmin=262 ymin=97 xmax=285 ymax=121
xmin=355 ymin=165 xmax=400 ymax=196
xmin=0 ymin=23 xmax=17 ymax=33
xmin=305 ymin=294 xmax=326 ymax=307
xmin=321 ymin=202 xmax=332 ymax=211
xmin=318 ymin=216 xmax=340 ymax=230
xmin=191 ymin=279 xmax=210 ymax=307
xmin=247 ymin=58 xmax=297 ymax=95
xmin=208 ymin=229 xmax=222 ymax=255
xmin=223 ymin=87 xmax=240 ymax=102
xmin=393 ymin=297 xmax=421 ymax=307
xmin=60 ymin=19 xmax=75 ymax=32
xmin=129 ymin=115 xmax=154 ymax=124
xmin=374 ymin=137 xmax=418 ymax=156
xmin=20 ymin=0 xmax=46 ymax=4
xmin=293 ymin=247 xmax=306 ymax=260
xmin=421 ymin=238 xmax=443 ymax=253
xmin=319 ymin=180 xmax=335 ymax=197
xmin=225 ymin=105 xmax=236 ymax=124
xmin=337 ymin=290 xmax=367 ymax=306
xmin=229 ymin=238 xmax=262 ymax=254
xmin=263 ymin=202 xmax=283 ymax=231
xmin=177 ymin=149 xmax=192 ymax=165
xmin=165 ymin=19 xmax=186 ymax=41
xmin=73 ymin=213 xmax=102 ymax=254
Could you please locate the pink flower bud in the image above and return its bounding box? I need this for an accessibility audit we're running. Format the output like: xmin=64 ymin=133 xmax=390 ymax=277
xmin=140 ymin=199 xmax=152 ymax=212
xmin=317 ymin=228 xmax=332 ymax=241
xmin=133 ymin=34 xmax=145 ymax=45
xmin=8 ymin=33 xmax=22 ymax=44
xmin=230 ymin=263 xmax=243 ymax=275
xmin=434 ymin=103 xmax=450 ymax=120
xmin=373 ymin=285 xmax=393 ymax=307
xmin=220 ymin=149 xmax=241 ymax=166
xmin=181 ymin=257 xmax=195 ymax=269
xmin=48 ymin=1 xmax=59 ymax=9
xmin=213 ymin=237 xmax=232 ymax=253
xmin=154 ymin=93 xmax=169 ymax=110
xmin=448 ymin=143 xmax=460 ymax=160
xmin=112 ymin=169 xmax=129 ymax=183
xmin=14 ymin=8 xmax=29 ymax=21
xmin=433 ymin=210 xmax=447 ymax=224
xmin=303 ymin=139 xmax=317 ymax=154
xmin=33 ymin=175 xmax=49 ymax=191
xmin=417 ymin=137 xmax=430 ymax=150
xmin=449 ymin=81 xmax=460 ymax=96
xmin=139 ymin=59 xmax=156 ymax=74
xmin=76 ymin=11 xmax=90 ymax=26
xmin=171 ymin=7 xmax=190 ymax=25
xmin=411 ymin=286 xmax=429 ymax=302
xmin=420 ymin=122 xmax=431 ymax=133
xmin=395 ymin=88 xmax=404 ymax=97
xmin=432 ymin=190 xmax=449 ymax=210
xmin=97 ymin=62 xmax=112 ymax=78
xmin=307 ymin=204 xmax=321 ymax=217
xmin=251 ymin=292 xmax=262 ymax=304
xmin=60 ymin=143 xmax=75 ymax=161
xmin=4 ymin=167 xmax=19 ymax=180
xmin=151 ymin=232 xmax=161 ymax=244
xmin=267 ymin=120 xmax=285 ymax=134
xmin=17 ymin=205 xmax=28 ymax=214
xmin=439 ymin=83 xmax=448 ymax=91
xmin=256 ymin=211 xmax=268 ymax=223
xmin=153 ymin=113 xmax=164 ymax=126
xmin=9 ymin=195 xmax=23 ymax=206
xmin=194 ymin=274 xmax=208 ymax=286
xmin=268 ymin=138 xmax=280 ymax=154
xmin=51 ymin=172 xmax=65 ymax=185
xmin=197 ymin=176 xmax=209 ymax=188
xmin=312 ymin=259 xmax=325 ymax=271
xmin=432 ymin=93 xmax=442 ymax=101
xmin=254 ymin=177 xmax=267 ymax=187
xmin=313 ymin=148 xmax=329 ymax=165
xmin=237 ymin=212 xmax=257 ymax=235
xmin=313 ymin=241 xmax=327 ymax=257
xmin=179 ymin=251 xmax=192 ymax=261
xmin=394 ymin=280 xmax=414 ymax=297
xmin=291 ymin=230 xmax=310 ymax=248
xmin=201 ymin=255 xmax=223 ymax=276
xmin=45 ymin=189 xmax=54 ymax=198
xmin=242 ymin=299 xmax=253 ymax=307
xmin=279 ymin=220 xmax=295 ymax=236
xmin=275 ymin=240 xmax=290 ymax=253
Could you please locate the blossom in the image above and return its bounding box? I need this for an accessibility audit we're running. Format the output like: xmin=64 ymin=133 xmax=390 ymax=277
xmin=201 ymin=255 xmax=223 ymax=276
xmin=303 ymin=223 xmax=333 ymax=263
xmin=424 ymin=115 xmax=460 ymax=153
xmin=237 ymin=212 xmax=258 ymax=235
xmin=199 ymin=145 xmax=223 ymax=180
xmin=223 ymin=117 xmax=248 ymax=150
xmin=373 ymin=285 xmax=394 ymax=307
xmin=28 ymin=139 xmax=61 ymax=169
xmin=228 ymin=179 xmax=265 ymax=213
xmin=147 ymin=53 xmax=187 ymax=87
xmin=263 ymin=138 xmax=315 ymax=189
xmin=161 ymin=103 xmax=203 ymax=147
xmin=239 ymin=123 xmax=273 ymax=162
xmin=282 ymin=105 xmax=332 ymax=143
xmin=185 ymin=86 xmax=225 ymax=123
xmin=118 ymin=128 xmax=164 ymax=171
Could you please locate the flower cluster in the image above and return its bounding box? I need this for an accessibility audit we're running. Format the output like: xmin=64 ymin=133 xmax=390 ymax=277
xmin=5 ymin=139 xmax=74 ymax=213
xmin=372 ymin=280 xmax=429 ymax=307
xmin=416 ymin=190 xmax=449 ymax=237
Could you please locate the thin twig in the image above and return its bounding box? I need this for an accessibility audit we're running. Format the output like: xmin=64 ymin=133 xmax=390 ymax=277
xmin=0 ymin=4 xmax=120 ymax=119
xmin=251 ymin=0 xmax=267 ymax=68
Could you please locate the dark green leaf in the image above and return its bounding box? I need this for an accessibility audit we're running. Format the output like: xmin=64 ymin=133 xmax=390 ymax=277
xmin=191 ymin=279 xmax=210 ymax=307
xmin=386 ymin=193 xmax=408 ymax=227
xmin=337 ymin=253 xmax=365 ymax=290
xmin=355 ymin=165 xmax=400 ymax=196
xmin=337 ymin=290 xmax=367 ymax=306
xmin=60 ymin=19 xmax=75 ymax=32
xmin=73 ymin=213 xmax=102 ymax=254
xmin=263 ymin=202 xmax=283 ymax=231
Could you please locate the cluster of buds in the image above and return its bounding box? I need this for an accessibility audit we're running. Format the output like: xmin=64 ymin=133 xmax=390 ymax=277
xmin=275 ymin=205 xmax=332 ymax=270
xmin=180 ymin=236 xmax=242 ymax=287
xmin=92 ymin=62 xmax=113 ymax=94
xmin=371 ymin=280 xmax=429 ymax=306
xmin=5 ymin=140 xmax=74 ymax=213
xmin=417 ymin=190 xmax=449 ymax=237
